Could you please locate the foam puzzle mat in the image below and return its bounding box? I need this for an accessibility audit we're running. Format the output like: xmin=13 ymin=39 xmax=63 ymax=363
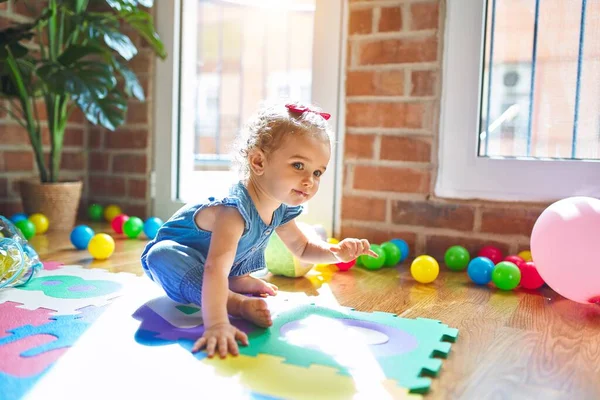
xmin=0 ymin=263 xmax=458 ymax=399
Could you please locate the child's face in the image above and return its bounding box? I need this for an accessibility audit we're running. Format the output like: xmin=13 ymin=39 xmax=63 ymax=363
xmin=262 ymin=132 xmax=331 ymax=206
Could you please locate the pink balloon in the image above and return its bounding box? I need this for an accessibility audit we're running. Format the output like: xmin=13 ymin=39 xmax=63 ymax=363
xmin=530 ymin=196 xmax=600 ymax=304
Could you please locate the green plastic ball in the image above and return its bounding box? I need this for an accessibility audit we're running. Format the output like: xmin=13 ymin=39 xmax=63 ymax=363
xmin=123 ymin=216 xmax=144 ymax=238
xmin=88 ymin=203 xmax=103 ymax=221
xmin=380 ymin=241 xmax=401 ymax=267
xmin=15 ymin=219 xmax=36 ymax=240
xmin=444 ymin=245 xmax=471 ymax=271
xmin=360 ymin=244 xmax=386 ymax=270
xmin=492 ymin=261 xmax=521 ymax=290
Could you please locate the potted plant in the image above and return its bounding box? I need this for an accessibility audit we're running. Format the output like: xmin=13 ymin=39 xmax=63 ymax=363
xmin=0 ymin=0 xmax=166 ymax=230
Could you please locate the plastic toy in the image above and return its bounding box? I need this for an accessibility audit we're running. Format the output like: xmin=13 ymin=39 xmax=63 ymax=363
xmin=410 ymin=255 xmax=439 ymax=283
xmin=466 ymin=257 xmax=494 ymax=285
xmin=265 ymin=223 xmax=316 ymax=277
xmin=88 ymin=203 xmax=104 ymax=221
xmin=359 ymin=244 xmax=386 ymax=270
xmin=143 ymin=217 xmax=164 ymax=239
xmin=15 ymin=219 xmax=36 ymax=240
xmin=444 ymin=245 xmax=470 ymax=271
xmin=111 ymin=214 xmax=129 ymax=234
xmin=70 ymin=225 xmax=95 ymax=250
xmin=380 ymin=241 xmax=401 ymax=267
xmin=477 ymin=245 xmax=503 ymax=264
xmin=519 ymin=261 xmax=545 ymax=290
xmin=491 ymin=261 xmax=521 ymax=290
xmin=390 ymin=238 xmax=409 ymax=262
xmin=517 ymin=250 xmax=533 ymax=262
xmin=0 ymin=216 xmax=43 ymax=289
xmin=28 ymin=213 xmax=49 ymax=234
xmin=530 ymin=196 xmax=600 ymax=304
xmin=87 ymin=233 xmax=115 ymax=260
xmin=9 ymin=213 xmax=28 ymax=223
xmin=103 ymin=204 xmax=122 ymax=223
xmin=503 ymin=255 xmax=524 ymax=269
xmin=335 ymin=259 xmax=355 ymax=272
xmin=123 ymin=216 xmax=144 ymax=238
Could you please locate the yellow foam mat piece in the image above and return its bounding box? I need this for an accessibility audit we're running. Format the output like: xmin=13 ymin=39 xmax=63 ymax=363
xmin=202 ymin=353 xmax=421 ymax=400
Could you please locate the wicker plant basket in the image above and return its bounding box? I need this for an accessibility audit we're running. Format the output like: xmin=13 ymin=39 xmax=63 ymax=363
xmin=19 ymin=180 xmax=83 ymax=231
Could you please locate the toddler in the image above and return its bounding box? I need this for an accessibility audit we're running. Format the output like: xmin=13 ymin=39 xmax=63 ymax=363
xmin=141 ymin=102 xmax=377 ymax=358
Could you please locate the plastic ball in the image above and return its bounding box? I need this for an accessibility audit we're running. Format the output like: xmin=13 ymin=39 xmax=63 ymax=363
xmin=28 ymin=213 xmax=49 ymax=234
xmin=491 ymin=261 xmax=521 ymax=290
xmin=410 ymin=255 xmax=439 ymax=283
xmin=477 ymin=245 xmax=503 ymax=264
xmin=359 ymin=244 xmax=386 ymax=270
xmin=467 ymin=256 xmax=495 ymax=285
xmin=519 ymin=261 xmax=545 ymax=290
xmin=15 ymin=219 xmax=36 ymax=240
xmin=265 ymin=224 xmax=314 ymax=277
xmin=143 ymin=217 xmax=164 ymax=240
xmin=70 ymin=225 xmax=95 ymax=250
xmin=10 ymin=213 xmax=28 ymax=223
xmin=380 ymin=241 xmax=401 ymax=267
xmin=530 ymin=196 xmax=600 ymax=304
xmin=103 ymin=204 xmax=122 ymax=223
xmin=503 ymin=255 xmax=524 ymax=269
xmin=111 ymin=214 xmax=129 ymax=234
xmin=88 ymin=233 xmax=115 ymax=260
xmin=327 ymin=237 xmax=340 ymax=245
xmin=88 ymin=203 xmax=104 ymax=221
xmin=517 ymin=250 xmax=533 ymax=262
xmin=123 ymin=216 xmax=144 ymax=238
xmin=335 ymin=259 xmax=356 ymax=272
xmin=390 ymin=238 xmax=409 ymax=262
xmin=444 ymin=245 xmax=470 ymax=271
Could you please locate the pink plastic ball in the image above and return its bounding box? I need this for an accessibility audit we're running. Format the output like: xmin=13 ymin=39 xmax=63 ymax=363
xmin=336 ymin=259 xmax=356 ymax=272
xmin=111 ymin=214 xmax=129 ymax=234
xmin=477 ymin=246 xmax=503 ymax=264
xmin=530 ymin=196 xmax=600 ymax=304
xmin=519 ymin=261 xmax=545 ymax=290
xmin=504 ymin=255 xmax=525 ymax=269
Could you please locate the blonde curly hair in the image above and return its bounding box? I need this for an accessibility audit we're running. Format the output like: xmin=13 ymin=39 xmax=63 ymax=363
xmin=231 ymin=101 xmax=334 ymax=180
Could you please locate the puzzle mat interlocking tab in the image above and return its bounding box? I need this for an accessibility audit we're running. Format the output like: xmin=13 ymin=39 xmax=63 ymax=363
xmin=0 ymin=265 xmax=139 ymax=315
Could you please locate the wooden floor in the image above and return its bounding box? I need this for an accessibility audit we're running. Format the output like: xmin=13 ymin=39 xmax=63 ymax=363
xmin=30 ymin=223 xmax=600 ymax=400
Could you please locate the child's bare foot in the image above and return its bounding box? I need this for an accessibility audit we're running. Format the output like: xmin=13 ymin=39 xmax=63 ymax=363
xmin=229 ymin=275 xmax=278 ymax=297
xmin=227 ymin=292 xmax=272 ymax=328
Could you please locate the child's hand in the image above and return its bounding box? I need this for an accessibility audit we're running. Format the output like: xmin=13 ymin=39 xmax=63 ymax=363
xmin=330 ymin=238 xmax=378 ymax=262
xmin=191 ymin=322 xmax=249 ymax=358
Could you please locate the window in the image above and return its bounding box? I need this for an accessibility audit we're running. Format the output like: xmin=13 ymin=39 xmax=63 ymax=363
xmin=436 ymin=0 xmax=600 ymax=202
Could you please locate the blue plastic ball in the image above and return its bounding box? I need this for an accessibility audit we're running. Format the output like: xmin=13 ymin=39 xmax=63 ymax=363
xmin=467 ymin=256 xmax=495 ymax=285
xmin=70 ymin=225 xmax=95 ymax=250
xmin=10 ymin=213 xmax=28 ymax=223
xmin=390 ymin=238 xmax=409 ymax=262
xmin=143 ymin=217 xmax=164 ymax=240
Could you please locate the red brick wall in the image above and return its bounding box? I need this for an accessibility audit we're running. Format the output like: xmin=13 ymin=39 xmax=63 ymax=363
xmin=341 ymin=1 xmax=548 ymax=260
xmin=0 ymin=2 xmax=153 ymax=219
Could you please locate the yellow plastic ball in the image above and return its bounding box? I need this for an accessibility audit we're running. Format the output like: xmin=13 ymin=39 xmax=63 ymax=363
xmin=103 ymin=205 xmax=122 ymax=223
xmin=410 ymin=255 xmax=440 ymax=284
xmin=88 ymin=233 xmax=115 ymax=260
xmin=327 ymin=238 xmax=340 ymax=245
xmin=28 ymin=213 xmax=49 ymax=234
xmin=517 ymin=250 xmax=533 ymax=262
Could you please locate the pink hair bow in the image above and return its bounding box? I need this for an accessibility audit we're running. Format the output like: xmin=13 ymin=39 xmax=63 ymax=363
xmin=285 ymin=103 xmax=331 ymax=120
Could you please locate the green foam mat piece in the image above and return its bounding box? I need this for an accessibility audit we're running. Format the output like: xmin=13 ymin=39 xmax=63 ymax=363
xmin=239 ymin=304 xmax=458 ymax=394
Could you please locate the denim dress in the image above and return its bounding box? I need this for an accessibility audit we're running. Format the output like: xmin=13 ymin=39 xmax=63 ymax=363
xmin=140 ymin=181 xmax=303 ymax=306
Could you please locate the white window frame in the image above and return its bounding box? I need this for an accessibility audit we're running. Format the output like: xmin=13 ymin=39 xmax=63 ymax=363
xmin=152 ymin=0 xmax=346 ymax=238
xmin=436 ymin=0 xmax=600 ymax=202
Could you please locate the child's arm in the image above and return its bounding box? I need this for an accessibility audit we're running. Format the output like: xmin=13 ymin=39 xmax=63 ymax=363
xmin=275 ymin=220 xmax=377 ymax=264
xmin=191 ymin=206 xmax=247 ymax=357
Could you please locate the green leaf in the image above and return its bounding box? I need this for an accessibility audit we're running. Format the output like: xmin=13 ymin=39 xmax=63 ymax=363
xmin=113 ymin=59 xmax=144 ymax=100
xmin=121 ymin=9 xmax=165 ymax=59
xmin=58 ymin=44 xmax=107 ymax=66
xmin=0 ymin=57 xmax=36 ymax=97
xmin=83 ymin=13 xmax=138 ymax=60
xmin=37 ymin=60 xmax=116 ymax=101
xmin=105 ymin=0 xmax=153 ymax=11
xmin=78 ymin=88 xmax=126 ymax=130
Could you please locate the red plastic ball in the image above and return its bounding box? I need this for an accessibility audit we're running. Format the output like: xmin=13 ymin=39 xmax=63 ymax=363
xmin=503 ymin=255 xmax=525 ymax=269
xmin=477 ymin=246 xmax=503 ymax=264
xmin=336 ymin=259 xmax=356 ymax=272
xmin=519 ymin=261 xmax=545 ymax=290
xmin=111 ymin=214 xmax=129 ymax=234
